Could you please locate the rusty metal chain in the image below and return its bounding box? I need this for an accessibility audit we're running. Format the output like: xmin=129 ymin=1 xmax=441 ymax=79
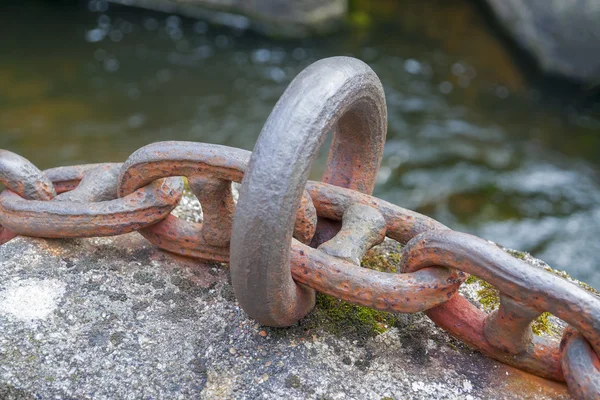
xmin=117 ymin=141 xmax=317 ymax=262
xmin=0 ymin=56 xmax=598 ymax=399
xmin=0 ymin=150 xmax=56 ymax=244
xmin=0 ymin=160 xmax=183 ymax=239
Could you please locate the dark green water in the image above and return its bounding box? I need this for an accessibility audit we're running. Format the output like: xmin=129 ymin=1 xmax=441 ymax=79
xmin=1 ymin=1 xmax=599 ymax=287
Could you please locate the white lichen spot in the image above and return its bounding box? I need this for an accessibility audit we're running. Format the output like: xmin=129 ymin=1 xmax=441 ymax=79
xmin=463 ymin=379 xmax=473 ymax=392
xmin=0 ymin=279 xmax=66 ymax=321
xmin=411 ymin=381 xmax=425 ymax=392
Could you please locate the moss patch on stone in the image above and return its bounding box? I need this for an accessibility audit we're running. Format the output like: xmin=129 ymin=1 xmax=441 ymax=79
xmin=543 ymin=266 xmax=600 ymax=297
xmin=465 ymin=276 xmax=554 ymax=335
xmin=306 ymin=293 xmax=397 ymax=338
xmin=531 ymin=312 xmax=553 ymax=336
xmin=504 ymin=247 xmax=599 ymax=297
xmin=360 ymin=248 xmax=402 ymax=273
xmin=505 ymin=248 xmax=526 ymax=260
xmin=360 ymin=249 xmax=402 ymax=273
xmin=299 ymin=249 xmax=405 ymax=339
xmin=469 ymin=277 xmax=500 ymax=312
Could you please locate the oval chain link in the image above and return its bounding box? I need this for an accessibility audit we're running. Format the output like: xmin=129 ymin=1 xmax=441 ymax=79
xmin=0 ymin=150 xmax=56 ymax=244
xmin=0 ymin=159 xmax=183 ymax=239
xmin=117 ymin=141 xmax=317 ymax=263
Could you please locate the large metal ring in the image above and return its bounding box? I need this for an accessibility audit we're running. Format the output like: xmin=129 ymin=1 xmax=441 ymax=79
xmin=231 ymin=56 xmax=387 ymax=327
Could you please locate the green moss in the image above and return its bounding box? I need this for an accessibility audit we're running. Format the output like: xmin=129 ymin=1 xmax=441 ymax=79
xmin=388 ymin=253 xmax=402 ymax=265
xmin=310 ymin=294 xmax=395 ymax=336
xmin=505 ymin=249 xmax=526 ymax=260
xmin=543 ymin=267 xmax=600 ymax=297
xmin=285 ymin=374 xmax=302 ymax=389
xmin=303 ymin=248 xmax=403 ymax=337
xmin=504 ymin=248 xmax=599 ymax=296
xmin=360 ymin=250 xmax=401 ymax=273
xmin=531 ymin=312 xmax=553 ymax=336
xmin=465 ymin=276 xmax=556 ymax=335
xmin=464 ymin=276 xmax=500 ymax=312
xmin=296 ymin=248 xmax=405 ymax=338
xmin=476 ymin=280 xmax=501 ymax=312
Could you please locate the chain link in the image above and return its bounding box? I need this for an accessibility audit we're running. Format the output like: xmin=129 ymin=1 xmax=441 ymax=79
xmin=0 ymin=162 xmax=183 ymax=239
xmin=0 ymin=150 xmax=56 ymax=245
xmin=0 ymin=57 xmax=598 ymax=399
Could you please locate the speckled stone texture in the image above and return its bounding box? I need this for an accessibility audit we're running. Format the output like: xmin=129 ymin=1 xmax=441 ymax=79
xmin=0 ymin=232 xmax=570 ymax=398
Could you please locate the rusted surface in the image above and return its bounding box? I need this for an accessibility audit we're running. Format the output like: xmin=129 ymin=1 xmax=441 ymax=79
xmin=53 ymin=164 xmax=120 ymax=203
xmin=0 ymin=225 xmax=16 ymax=245
xmin=483 ymin=363 xmax=569 ymax=399
xmin=426 ymin=295 xmax=563 ymax=381
xmin=401 ymin=229 xmax=600 ymax=381
xmin=484 ymin=294 xmax=541 ymax=354
xmin=305 ymin=181 xmax=448 ymax=243
xmin=286 ymin=183 xmax=465 ymax=318
xmin=191 ymin=176 xmax=236 ymax=248
xmin=0 ymin=149 xmax=57 ymax=244
xmin=0 ymin=164 xmax=183 ymax=238
xmin=231 ymin=57 xmax=388 ymax=327
xmin=0 ymin=150 xmax=56 ymax=201
xmin=318 ymin=204 xmax=386 ymax=266
xmin=118 ymin=141 xmax=316 ymax=262
xmin=290 ymin=240 xmax=465 ymax=313
xmin=561 ymin=326 xmax=600 ymax=399
xmin=44 ymin=163 xmax=117 ymax=194
xmin=295 ymin=194 xmax=318 ymax=244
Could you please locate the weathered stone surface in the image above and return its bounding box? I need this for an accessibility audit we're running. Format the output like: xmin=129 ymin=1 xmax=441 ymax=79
xmin=108 ymin=0 xmax=346 ymax=38
xmin=0 ymin=191 xmax=573 ymax=399
xmin=0 ymin=233 xmax=571 ymax=399
xmin=485 ymin=0 xmax=600 ymax=84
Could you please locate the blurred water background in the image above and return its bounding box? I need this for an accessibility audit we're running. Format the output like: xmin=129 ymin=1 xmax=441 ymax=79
xmin=1 ymin=0 xmax=599 ymax=287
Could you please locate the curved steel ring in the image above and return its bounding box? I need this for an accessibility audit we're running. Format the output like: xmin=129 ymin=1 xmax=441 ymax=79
xmin=231 ymin=56 xmax=387 ymax=327
xmin=0 ymin=150 xmax=56 ymax=244
xmin=118 ymin=141 xmax=317 ymax=262
xmin=400 ymin=229 xmax=600 ymax=383
xmin=0 ymin=163 xmax=183 ymax=238
xmin=560 ymin=326 xmax=600 ymax=399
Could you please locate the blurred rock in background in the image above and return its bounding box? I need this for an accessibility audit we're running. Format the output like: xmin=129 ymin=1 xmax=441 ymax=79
xmin=109 ymin=0 xmax=600 ymax=86
xmin=484 ymin=0 xmax=600 ymax=85
xmin=108 ymin=0 xmax=347 ymax=37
